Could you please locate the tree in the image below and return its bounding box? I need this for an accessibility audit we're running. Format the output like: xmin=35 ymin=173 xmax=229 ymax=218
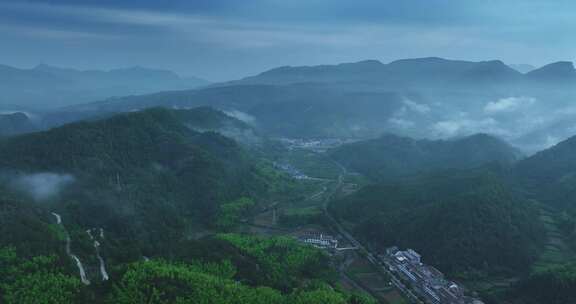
xmin=0 ymin=247 xmax=81 ymax=304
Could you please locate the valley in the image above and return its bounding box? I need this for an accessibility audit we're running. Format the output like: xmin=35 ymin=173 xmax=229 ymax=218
xmin=1 ymin=58 xmax=576 ymax=304
xmin=3 ymin=106 xmax=576 ymax=304
xmin=3 ymin=2 xmax=576 ymax=303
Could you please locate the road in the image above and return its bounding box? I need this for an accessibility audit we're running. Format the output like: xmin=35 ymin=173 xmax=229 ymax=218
xmin=321 ymin=161 xmax=423 ymax=304
xmin=52 ymin=212 xmax=91 ymax=285
xmin=87 ymin=229 xmax=110 ymax=281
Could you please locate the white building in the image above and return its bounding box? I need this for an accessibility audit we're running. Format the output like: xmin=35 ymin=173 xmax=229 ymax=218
xmin=299 ymin=233 xmax=338 ymax=249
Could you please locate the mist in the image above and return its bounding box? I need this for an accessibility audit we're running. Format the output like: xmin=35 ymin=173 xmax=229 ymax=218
xmin=11 ymin=172 xmax=75 ymax=202
xmin=3 ymin=2 xmax=576 ymax=304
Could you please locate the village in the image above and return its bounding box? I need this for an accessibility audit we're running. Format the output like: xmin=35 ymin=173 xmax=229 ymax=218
xmin=382 ymin=247 xmax=484 ymax=304
xmin=295 ymin=231 xmax=484 ymax=304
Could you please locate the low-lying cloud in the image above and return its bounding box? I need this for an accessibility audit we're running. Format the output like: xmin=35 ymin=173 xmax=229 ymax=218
xmin=12 ymin=172 xmax=75 ymax=201
xmin=403 ymin=98 xmax=431 ymax=114
xmin=484 ymin=96 xmax=536 ymax=114
xmin=224 ymin=110 xmax=256 ymax=125
xmin=431 ymin=116 xmax=510 ymax=138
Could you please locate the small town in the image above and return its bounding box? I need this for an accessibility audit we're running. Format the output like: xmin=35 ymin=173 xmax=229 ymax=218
xmin=380 ymin=247 xmax=484 ymax=304
xmin=295 ymin=229 xmax=485 ymax=304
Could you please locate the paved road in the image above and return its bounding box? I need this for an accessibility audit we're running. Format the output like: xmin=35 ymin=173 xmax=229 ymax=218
xmin=321 ymin=161 xmax=423 ymax=304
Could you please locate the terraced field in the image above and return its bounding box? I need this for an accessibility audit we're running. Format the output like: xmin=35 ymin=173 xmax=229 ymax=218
xmin=532 ymin=206 xmax=575 ymax=272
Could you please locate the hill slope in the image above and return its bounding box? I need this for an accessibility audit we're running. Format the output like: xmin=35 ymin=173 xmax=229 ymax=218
xmin=0 ymin=107 xmax=268 ymax=257
xmin=0 ymin=112 xmax=37 ymax=137
xmin=329 ymin=168 xmax=545 ymax=275
xmin=66 ymin=84 xmax=405 ymax=139
xmin=514 ymin=135 xmax=576 ymax=208
xmin=330 ymin=133 xmax=521 ymax=181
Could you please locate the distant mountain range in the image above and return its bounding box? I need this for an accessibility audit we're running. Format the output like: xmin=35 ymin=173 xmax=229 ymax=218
xmin=225 ymin=57 xmax=575 ymax=87
xmin=0 ymin=64 xmax=209 ymax=108
xmin=3 ymin=57 xmax=576 ymax=152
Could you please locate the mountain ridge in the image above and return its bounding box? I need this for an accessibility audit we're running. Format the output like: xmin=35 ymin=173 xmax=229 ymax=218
xmin=0 ymin=63 xmax=210 ymax=108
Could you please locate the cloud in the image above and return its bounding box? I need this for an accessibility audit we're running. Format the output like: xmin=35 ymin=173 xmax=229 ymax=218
xmin=1 ymin=0 xmax=575 ymax=80
xmin=388 ymin=117 xmax=416 ymax=129
xmin=11 ymin=173 xmax=75 ymax=201
xmin=402 ymin=98 xmax=431 ymax=114
xmin=224 ymin=110 xmax=256 ymax=125
xmin=431 ymin=117 xmax=502 ymax=138
xmin=484 ymin=96 xmax=536 ymax=113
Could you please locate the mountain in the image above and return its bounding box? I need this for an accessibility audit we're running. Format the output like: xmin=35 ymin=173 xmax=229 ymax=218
xmin=235 ymin=59 xmax=386 ymax=85
xmin=33 ymin=64 xmax=208 ymax=89
xmin=0 ymin=112 xmax=37 ymax=137
xmin=230 ymin=57 xmax=524 ymax=87
xmin=32 ymin=57 xmax=576 ymax=153
xmin=0 ymin=233 xmax=373 ymax=304
xmin=508 ymin=262 xmax=576 ymax=304
xmin=0 ymin=107 xmax=374 ymax=304
xmin=525 ymin=61 xmax=576 ymax=83
xmin=0 ymin=64 xmax=209 ymax=108
xmin=0 ymin=107 xmax=272 ymax=256
xmin=330 ymin=133 xmax=521 ymax=181
xmin=514 ymin=134 xmax=576 ymax=208
xmin=509 ymin=64 xmax=537 ymax=74
xmin=0 ymin=185 xmax=63 ymax=256
xmin=328 ymin=167 xmax=546 ymax=275
xmin=64 ymin=84 xmax=406 ymax=139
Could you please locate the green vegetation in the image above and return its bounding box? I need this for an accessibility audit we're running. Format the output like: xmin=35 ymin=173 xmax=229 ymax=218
xmin=14 ymin=102 xmax=576 ymax=303
xmin=0 ymin=107 xmax=273 ymax=258
xmin=279 ymin=206 xmax=323 ymax=228
xmin=280 ymin=148 xmax=343 ymax=180
xmin=172 ymin=106 xmax=251 ymax=131
xmin=329 ymin=167 xmax=546 ymax=276
xmin=330 ymin=133 xmax=520 ymax=181
xmin=0 ymin=247 xmax=81 ymax=304
xmin=508 ymin=263 xmax=576 ymax=304
xmin=0 ymin=107 xmax=379 ymax=303
xmin=0 ymin=188 xmax=62 ymax=257
xmin=0 ymin=234 xmax=375 ymax=304
xmin=217 ymin=234 xmax=337 ymax=290
xmin=216 ymin=197 xmax=255 ymax=231
xmin=110 ymin=258 xmax=374 ymax=304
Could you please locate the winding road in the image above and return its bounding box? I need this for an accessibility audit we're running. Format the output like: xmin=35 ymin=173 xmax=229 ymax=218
xmin=87 ymin=229 xmax=109 ymax=281
xmin=321 ymin=160 xmax=422 ymax=304
xmin=52 ymin=212 xmax=91 ymax=285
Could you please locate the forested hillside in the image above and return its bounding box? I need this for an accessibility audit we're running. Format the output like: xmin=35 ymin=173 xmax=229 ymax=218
xmin=515 ymin=135 xmax=576 ymax=208
xmin=0 ymin=235 xmax=374 ymax=304
xmin=329 ymin=167 xmax=546 ymax=275
xmin=330 ymin=133 xmax=521 ymax=180
xmin=0 ymin=107 xmax=271 ymax=258
xmin=0 ymin=112 xmax=37 ymax=137
xmin=0 ymin=107 xmax=374 ymax=303
xmin=507 ymin=263 xmax=576 ymax=304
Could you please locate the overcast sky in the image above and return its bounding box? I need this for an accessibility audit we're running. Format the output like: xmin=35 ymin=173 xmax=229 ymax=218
xmin=1 ymin=0 xmax=574 ymax=81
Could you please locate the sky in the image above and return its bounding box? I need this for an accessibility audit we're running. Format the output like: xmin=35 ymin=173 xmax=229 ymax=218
xmin=0 ymin=0 xmax=575 ymax=81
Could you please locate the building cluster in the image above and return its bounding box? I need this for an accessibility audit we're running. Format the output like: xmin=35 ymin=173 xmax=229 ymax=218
xmin=279 ymin=138 xmax=354 ymax=153
xmin=382 ymin=247 xmax=484 ymax=304
xmin=298 ymin=232 xmax=339 ymax=249
xmin=273 ymin=162 xmax=309 ymax=179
